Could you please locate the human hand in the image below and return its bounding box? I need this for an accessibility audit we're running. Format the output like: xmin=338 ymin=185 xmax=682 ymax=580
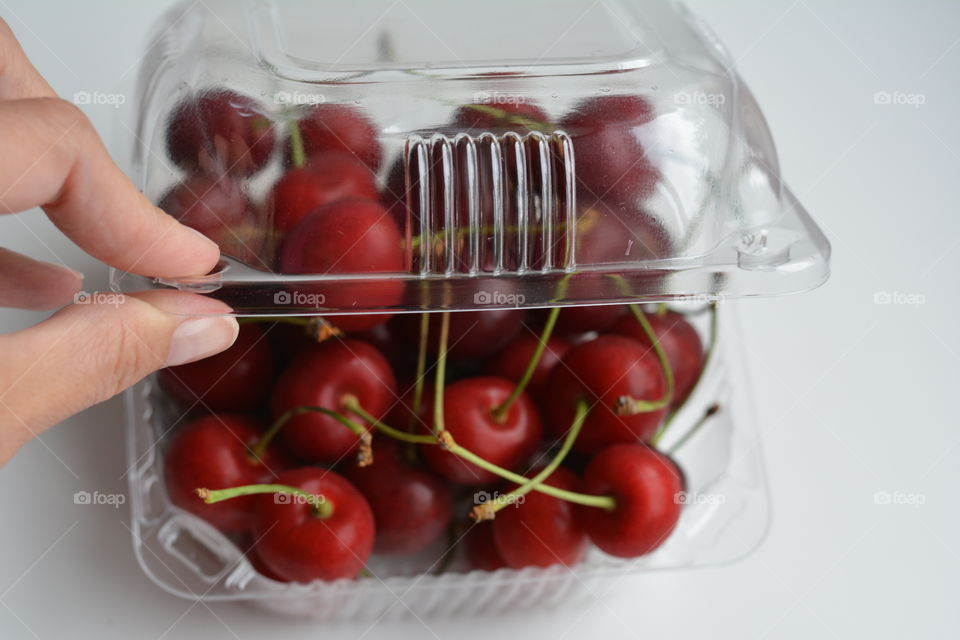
xmin=0 ymin=21 xmax=239 ymax=464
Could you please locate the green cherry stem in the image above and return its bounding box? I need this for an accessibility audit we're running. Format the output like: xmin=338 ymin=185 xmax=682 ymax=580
xmin=410 ymin=313 xmax=430 ymax=432
xmin=666 ymin=404 xmax=721 ymax=456
xmin=475 ymin=398 xmax=592 ymax=520
xmin=490 ymin=306 xmax=561 ymax=421
xmin=432 ymin=312 xmax=451 ymax=436
xmin=289 ymin=118 xmax=307 ymax=169
xmin=614 ymin=304 xmax=675 ymax=417
xmin=195 ymin=484 xmax=332 ymax=519
xmin=250 ymin=404 xmax=372 ymax=465
xmin=236 ymin=316 xmax=342 ymax=343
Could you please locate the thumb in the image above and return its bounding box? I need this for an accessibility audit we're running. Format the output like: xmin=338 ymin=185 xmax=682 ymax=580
xmin=0 ymin=290 xmax=238 ymax=462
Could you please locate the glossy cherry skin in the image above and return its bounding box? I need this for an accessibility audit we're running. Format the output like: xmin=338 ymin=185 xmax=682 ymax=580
xmin=464 ymin=522 xmax=507 ymax=571
xmin=166 ymin=89 xmax=275 ymax=176
xmin=552 ymin=305 xmax=625 ymax=335
xmin=163 ymin=414 xmax=288 ymax=533
xmin=579 ymin=444 xmax=683 ymax=558
xmin=395 ymin=309 xmax=524 ymax=361
xmin=452 ymin=100 xmax=548 ymax=131
xmin=270 ymin=338 xmax=397 ymax=463
xmin=346 ymin=440 xmax=453 ymax=554
xmin=291 ymin=104 xmax=382 ymax=170
xmin=421 ymin=377 xmax=542 ymax=485
xmin=159 ymin=324 xmax=275 ymax=412
xmin=611 ymin=310 xmax=704 ymax=408
xmin=253 ymin=467 xmax=375 ymax=582
xmin=267 ymin=152 xmax=378 ymax=233
xmin=278 ymin=197 xmax=405 ymax=332
xmin=544 ymin=335 xmax=667 ymax=454
xmin=492 ymin=467 xmax=588 ymax=568
xmin=484 ymin=332 xmax=571 ymax=399
xmin=560 ymin=95 xmax=659 ymax=201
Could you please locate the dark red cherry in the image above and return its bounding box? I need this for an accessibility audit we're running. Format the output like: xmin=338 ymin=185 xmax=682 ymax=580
xmin=253 ymin=467 xmax=375 ymax=582
xmin=484 ymin=332 xmax=571 ymax=399
xmin=159 ymin=324 xmax=275 ymax=412
xmin=544 ymin=335 xmax=667 ymax=453
xmin=611 ymin=310 xmax=704 ymax=407
xmin=163 ymin=414 xmax=288 ymax=533
xmin=270 ymin=339 xmax=396 ymax=463
xmin=267 ymin=152 xmax=378 ymax=234
xmin=291 ymin=104 xmax=382 ymax=170
xmin=464 ymin=522 xmax=507 ymax=571
xmin=166 ymin=89 xmax=275 ymax=176
xmin=421 ymin=377 xmax=541 ymax=485
xmin=492 ymin=466 xmax=588 ymax=568
xmin=277 ymin=198 xmax=406 ymax=332
xmin=394 ymin=309 xmax=524 ymax=361
xmin=452 ymin=99 xmax=549 ymax=131
xmin=560 ymin=95 xmax=659 ymax=201
xmin=346 ymin=440 xmax=453 ymax=555
xmin=579 ymin=444 xmax=683 ymax=558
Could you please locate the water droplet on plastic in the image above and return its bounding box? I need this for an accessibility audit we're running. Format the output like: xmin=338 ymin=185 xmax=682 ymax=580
xmin=599 ymin=86 xmax=610 ymax=93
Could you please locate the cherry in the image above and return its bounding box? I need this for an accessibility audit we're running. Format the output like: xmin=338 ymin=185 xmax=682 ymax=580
xmin=484 ymin=332 xmax=571 ymax=399
xmin=387 ymin=379 xmax=435 ymax=433
xmin=464 ymin=522 xmax=506 ymax=571
xmin=612 ymin=310 xmax=704 ymax=408
xmin=345 ymin=439 xmax=453 ymax=555
xmin=394 ymin=309 xmax=524 ymax=361
xmin=290 ymin=104 xmax=382 ymax=170
xmin=452 ymin=100 xmax=548 ymax=131
xmin=270 ymin=338 xmax=397 ymax=463
xmin=159 ymin=324 xmax=275 ymax=412
xmin=579 ymin=443 xmax=683 ymax=558
xmin=163 ymin=414 xmax=288 ymax=533
xmin=166 ymin=89 xmax=275 ymax=176
xmin=421 ymin=377 xmax=541 ymax=485
xmin=158 ymin=173 xmax=263 ymax=264
xmin=277 ymin=197 xmax=406 ymax=332
xmin=267 ymin=152 xmax=378 ymax=234
xmin=492 ymin=466 xmax=588 ymax=568
xmin=252 ymin=467 xmax=375 ymax=582
xmin=560 ymin=95 xmax=659 ymax=201
xmin=544 ymin=335 xmax=667 ymax=453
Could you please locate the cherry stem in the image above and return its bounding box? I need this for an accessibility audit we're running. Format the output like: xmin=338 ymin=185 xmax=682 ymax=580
xmin=432 ymin=312 xmax=451 ymax=435
xmin=614 ymin=305 xmax=675 ymax=418
xmin=343 ymin=397 xmax=614 ymax=511
xmin=475 ymin=398 xmax=591 ymax=520
xmin=195 ymin=484 xmax=332 ymax=519
xmin=491 ymin=306 xmax=560 ymax=421
xmin=652 ymin=301 xmax=718 ymax=445
xmin=666 ymin=404 xmax=721 ymax=456
xmin=236 ymin=316 xmax=342 ymax=343
xmin=289 ymin=118 xmax=306 ymax=169
xmin=410 ymin=313 xmax=430 ymax=432
xmin=251 ymin=405 xmax=372 ymax=466
xmin=460 ymin=103 xmax=552 ymax=132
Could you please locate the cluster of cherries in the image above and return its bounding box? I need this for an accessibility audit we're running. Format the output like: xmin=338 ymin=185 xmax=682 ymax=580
xmin=159 ymin=88 xmax=665 ymax=328
xmin=159 ymin=301 xmax=714 ymax=584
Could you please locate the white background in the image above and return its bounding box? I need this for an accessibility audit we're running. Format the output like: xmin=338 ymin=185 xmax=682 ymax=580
xmin=0 ymin=1 xmax=958 ymax=638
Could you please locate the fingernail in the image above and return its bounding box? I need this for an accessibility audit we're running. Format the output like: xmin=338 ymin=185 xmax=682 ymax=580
xmin=165 ymin=317 xmax=239 ymax=366
xmin=66 ymin=267 xmax=84 ymax=281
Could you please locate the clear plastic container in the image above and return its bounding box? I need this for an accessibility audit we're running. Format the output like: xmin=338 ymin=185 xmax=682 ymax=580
xmin=116 ymin=0 xmax=828 ymax=620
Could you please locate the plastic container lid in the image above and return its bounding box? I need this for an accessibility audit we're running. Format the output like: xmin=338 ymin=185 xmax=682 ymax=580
xmin=112 ymin=0 xmax=830 ymax=316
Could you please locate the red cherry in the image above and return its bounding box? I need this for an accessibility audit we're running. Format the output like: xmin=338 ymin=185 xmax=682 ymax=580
xmin=421 ymin=377 xmax=541 ymax=485
xmin=387 ymin=379 xmax=435 ymax=433
xmin=464 ymin=522 xmax=507 ymax=571
xmin=611 ymin=310 xmax=704 ymax=407
xmin=158 ymin=173 xmax=264 ymax=264
xmin=544 ymin=335 xmax=666 ymax=453
xmin=270 ymin=339 xmax=397 ymax=463
xmin=267 ymin=152 xmax=378 ymax=234
xmin=159 ymin=324 xmax=275 ymax=412
xmin=560 ymin=95 xmax=659 ymax=201
xmin=278 ymin=198 xmax=406 ymax=332
xmin=554 ymin=305 xmax=625 ymax=334
xmin=579 ymin=444 xmax=683 ymax=558
xmin=163 ymin=414 xmax=288 ymax=533
xmin=346 ymin=440 xmax=453 ymax=554
xmin=291 ymin=104 xmax=382 ymax=170
xmin=452 ymin=100 xmax=548 ymax=131
xmin=394 ymin=309 xmax=524 ymax=361
xmin=484 ymin=332 xmax=571 ymax=399
xmin=492 ymin=467 xmax=588 ymax=568
xmin=253 ymin=467 xmax=375 ymax=582
xmin=166 ymin=89 xmax=275 ymax=176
